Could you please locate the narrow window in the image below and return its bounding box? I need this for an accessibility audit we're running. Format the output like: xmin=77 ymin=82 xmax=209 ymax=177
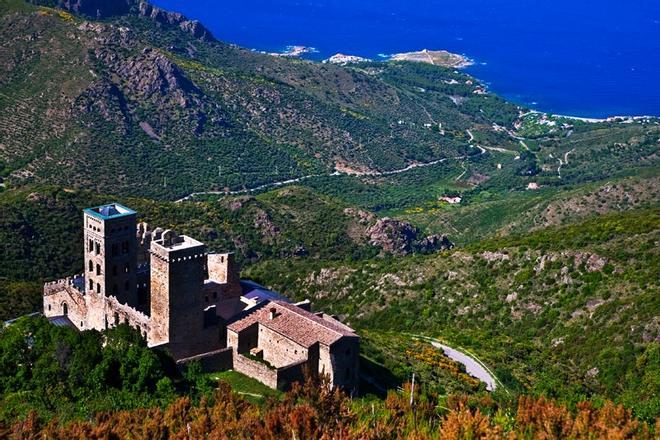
xmin=96 ymin=264 xmax=101 ymax=275
xmin=89 ymin=279 xmax=94 ymax=291
xmin=62 ymin=303 xmax=68 ymax=315
xmin=95 ymin=242 xmax=100 ymax=255
xmin=96 ymin=283 xmax=101 ymax=294
xmin=114 ymin=312 xmax=119 ymax=325
xmin=88 ymin=239 xmax=94 ymax=252
xmin=48 ymin=304 xmax=51 ymax=311
xmin=88 ymin=260 xmax=93 ymax=272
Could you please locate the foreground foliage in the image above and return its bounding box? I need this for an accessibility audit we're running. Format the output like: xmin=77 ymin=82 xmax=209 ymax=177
xmin=3 ymin=376 xmax=655 ymax=439
xmin=0 ymin=318 xmax=182 ymax=424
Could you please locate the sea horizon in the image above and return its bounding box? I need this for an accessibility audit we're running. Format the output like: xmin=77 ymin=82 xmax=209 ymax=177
xmin=152 ymin=0 xmax=660 ymax=119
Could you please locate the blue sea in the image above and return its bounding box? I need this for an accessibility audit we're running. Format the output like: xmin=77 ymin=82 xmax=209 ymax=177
xmin=152 ymin=0 xmax=660 ymax=118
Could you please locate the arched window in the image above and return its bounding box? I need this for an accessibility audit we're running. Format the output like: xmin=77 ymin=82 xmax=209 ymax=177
xmin=96 ymin=283 xmax=101 ymax=294
xmin=88 ymin=260 xmax=93 ymax=272
xmin=62 ymin=303 xmax=68 ymax=316
xmin=96 ymin=264 xmax=101 ymax=275
xmin=89 ymin=279 xmax=94 ymax=291
xmin=95 ymin=242 xmax=100 ymax=255
xmin=88 ymin=239 xmax=94 ymax=252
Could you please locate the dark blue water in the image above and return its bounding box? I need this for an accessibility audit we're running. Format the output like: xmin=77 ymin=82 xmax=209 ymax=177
xmin=153 ymin=0 xmax=660 ymax=118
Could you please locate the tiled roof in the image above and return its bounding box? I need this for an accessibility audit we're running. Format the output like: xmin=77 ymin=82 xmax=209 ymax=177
xmin=227 ymin=300 xmax=357 ymax=347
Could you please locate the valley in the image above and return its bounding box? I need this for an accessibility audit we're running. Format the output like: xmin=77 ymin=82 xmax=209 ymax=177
xmin=0 ymin=0 xmax=657 ymax=437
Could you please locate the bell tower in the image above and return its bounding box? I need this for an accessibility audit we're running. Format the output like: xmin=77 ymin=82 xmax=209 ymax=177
xmin=83 ymin=203 xmax=138 ymax=307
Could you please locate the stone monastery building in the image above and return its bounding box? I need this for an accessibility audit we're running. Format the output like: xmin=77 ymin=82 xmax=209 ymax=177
xmin=44 ymin=203 xmax=359 ymax=391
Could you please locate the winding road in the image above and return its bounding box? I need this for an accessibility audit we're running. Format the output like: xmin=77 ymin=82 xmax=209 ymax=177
xmin=175 ymin=143 xmax=489 ymax=203
xmin=413 ymin=335 xmax=501 ymax=392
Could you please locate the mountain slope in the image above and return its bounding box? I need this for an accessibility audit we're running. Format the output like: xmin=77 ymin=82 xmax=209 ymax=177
xmin=245 ymin=208 xmax=660 ymax=419
xmin=0 ymin=0 xmax=524 ymax=199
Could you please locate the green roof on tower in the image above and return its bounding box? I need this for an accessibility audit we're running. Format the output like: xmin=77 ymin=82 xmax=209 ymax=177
xmin=84 ymin=203 xmax=136 ymax=220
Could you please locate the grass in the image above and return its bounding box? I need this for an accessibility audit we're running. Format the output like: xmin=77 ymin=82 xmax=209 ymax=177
xmin=208 ymin=370 xmax=282 ymax=403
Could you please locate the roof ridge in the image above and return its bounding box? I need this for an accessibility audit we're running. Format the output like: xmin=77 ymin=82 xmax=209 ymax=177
xmin=272 ymin=300 xmax=354 ymax=337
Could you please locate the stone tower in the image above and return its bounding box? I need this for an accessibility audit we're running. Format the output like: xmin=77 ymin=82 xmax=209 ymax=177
xmin=83 ymin=203 xmax=138 ymax=307
xmin=149 ymin=230 xmax=221 ymax=358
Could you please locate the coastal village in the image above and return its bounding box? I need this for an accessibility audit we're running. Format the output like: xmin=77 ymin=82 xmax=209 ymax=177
xmin=43 ymin=203 xmax=360 ymax=392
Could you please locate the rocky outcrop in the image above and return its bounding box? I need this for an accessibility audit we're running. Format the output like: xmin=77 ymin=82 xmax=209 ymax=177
xmin=138 ymin=2 xmax=215 ymax=42
xmin=30 ymin=0 xmax=215 ymax=41
xmin=114 ymin=48 xmax=201 ymax=107
xmin=366 ymin=218 xmax=453 ymax=255
xmin=415 ymin=234 xmax=454 ymax=253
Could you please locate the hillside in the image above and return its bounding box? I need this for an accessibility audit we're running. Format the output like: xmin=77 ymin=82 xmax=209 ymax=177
xmin=0 ymin=0 xmax=520 ymax=199
xmin=1 ymin=0 xmax=657 ymax=203
xmin=246 ymin=208 xmax=660 ymax=419
xmin=0 ymin=185 xmax=449 ymax=320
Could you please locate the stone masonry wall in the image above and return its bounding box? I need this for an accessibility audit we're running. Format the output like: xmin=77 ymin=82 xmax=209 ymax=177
xmin=176 ymin=347 xmax=233 ymax=372
xmin=234 ymin=353 xmax=278 ymax=389
xmin=258 ymin=325 xmax=307 ymax=368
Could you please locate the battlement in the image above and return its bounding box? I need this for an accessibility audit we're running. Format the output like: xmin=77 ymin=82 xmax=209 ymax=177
xmin=44 ymin=274 xmax=84 ymax=296
xmin=150 ymin=230 xmax=206 ymax=262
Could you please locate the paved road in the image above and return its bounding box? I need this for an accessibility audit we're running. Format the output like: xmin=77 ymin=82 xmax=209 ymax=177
xmin=428 ymin=340 xmax=498 ymax=391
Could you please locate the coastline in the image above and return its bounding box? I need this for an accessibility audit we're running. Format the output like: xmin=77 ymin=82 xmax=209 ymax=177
xmin=263 ymin=45 xmax=657 ymax=121
xmin=528 ymin=110 xmax=658 ymax=123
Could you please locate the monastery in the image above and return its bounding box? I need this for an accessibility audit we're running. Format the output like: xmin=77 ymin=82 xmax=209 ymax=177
xmin=43 ymin=203 xmax=359 ymax=391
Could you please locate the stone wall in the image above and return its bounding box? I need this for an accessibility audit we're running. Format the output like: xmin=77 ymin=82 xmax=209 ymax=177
xmin=328 ymin=337 xmax=360 ymax=392
xmin=176 ymin=347 xmax=233 ymax=372
xmin=43 ymin=281 xmax=88 ymax=329
xmin=234 ymin=353 xmax=278 ymax=389
xmin=258 ymin=325 xmax=307 ymax=368
xmin=43 ymin=279 xmax=151 ymax=338
xmin=276 ymin=359 xmax=308 ymax=391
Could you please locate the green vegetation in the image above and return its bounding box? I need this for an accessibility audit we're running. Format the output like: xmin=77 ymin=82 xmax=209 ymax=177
xmin=0 ymin=0 xmax=658 ymax=435
xmin=0 ymin=318 xmax=181 ymax=424
xmin=208 ymin=370 xmax=282 ymax=403
xmin=246 ymin=208 xmax=660 ymax=420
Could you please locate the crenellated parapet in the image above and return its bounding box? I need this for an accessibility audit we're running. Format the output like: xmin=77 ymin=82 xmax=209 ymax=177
xmin=43 ymin=274 xmax=84 ymax=296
